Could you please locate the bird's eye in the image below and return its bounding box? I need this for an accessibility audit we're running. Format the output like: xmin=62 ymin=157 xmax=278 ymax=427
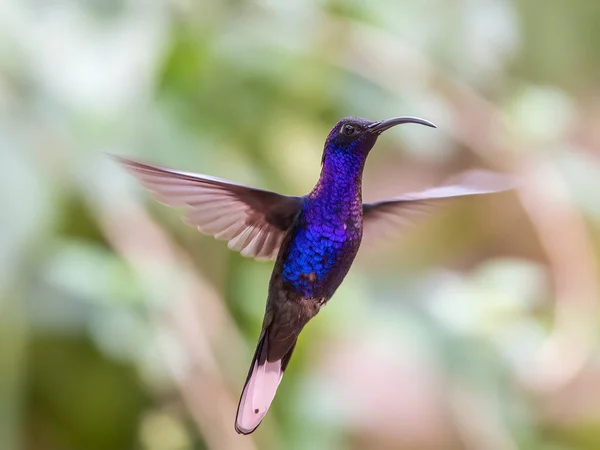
xmin=342 ymin=124 xmax=356 ymax=136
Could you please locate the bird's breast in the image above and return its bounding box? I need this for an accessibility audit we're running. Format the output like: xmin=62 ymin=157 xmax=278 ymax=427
xmin=280 ymin=209 xmax=362 ymax=298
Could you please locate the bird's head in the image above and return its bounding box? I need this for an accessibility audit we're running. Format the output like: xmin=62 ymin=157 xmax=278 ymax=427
xmin=322 ymin=116 xmax=436 ymax=164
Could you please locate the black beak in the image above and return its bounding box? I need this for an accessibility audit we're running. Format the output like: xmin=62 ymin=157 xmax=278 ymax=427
xmin=368 ymin=116 xmax=437 ymax=134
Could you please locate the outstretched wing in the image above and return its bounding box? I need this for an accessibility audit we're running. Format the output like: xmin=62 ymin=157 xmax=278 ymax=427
xmin=362 ymin=170 xmax=515 ymax=242
xmin=114 ymin=156 xmax=303 ymax=260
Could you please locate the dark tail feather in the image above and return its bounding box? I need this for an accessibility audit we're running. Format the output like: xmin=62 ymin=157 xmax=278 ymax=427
xmin=234 ymin=330 xmax=297 ymax=434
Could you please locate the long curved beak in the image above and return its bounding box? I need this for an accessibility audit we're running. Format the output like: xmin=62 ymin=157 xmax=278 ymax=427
xmin=368 ymin=116 xmax=437 ymax=134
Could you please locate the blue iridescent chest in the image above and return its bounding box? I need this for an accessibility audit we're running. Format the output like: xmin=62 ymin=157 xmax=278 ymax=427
xmin=280 ymin=146 xmax=365 ymax=298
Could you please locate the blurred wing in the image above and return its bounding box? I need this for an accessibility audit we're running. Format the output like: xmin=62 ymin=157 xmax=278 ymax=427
xmin=114 ymin=156 xmax=303 ymax=260
xmin=362 ymin=170 xmax=515 ymax=243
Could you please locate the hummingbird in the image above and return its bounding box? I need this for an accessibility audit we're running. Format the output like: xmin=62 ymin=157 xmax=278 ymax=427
xmin=115 ymin=116 xmax=511 ymax=434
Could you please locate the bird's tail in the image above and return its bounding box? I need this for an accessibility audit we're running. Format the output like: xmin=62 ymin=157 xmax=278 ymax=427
xmin=235 ymin=329 xmax=297 ymax=434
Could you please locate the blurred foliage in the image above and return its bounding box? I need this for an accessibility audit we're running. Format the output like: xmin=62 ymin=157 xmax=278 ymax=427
xmin=2 ymin=0 xmax=600 ymax=449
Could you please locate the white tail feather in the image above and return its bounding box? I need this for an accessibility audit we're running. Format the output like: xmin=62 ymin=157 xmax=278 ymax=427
xmin=235 ymin=358 xmax=283 ymax=434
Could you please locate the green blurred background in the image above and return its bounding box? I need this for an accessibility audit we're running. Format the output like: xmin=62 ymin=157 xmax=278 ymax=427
xmin=2 ymin=0 xmax=600 ymax=449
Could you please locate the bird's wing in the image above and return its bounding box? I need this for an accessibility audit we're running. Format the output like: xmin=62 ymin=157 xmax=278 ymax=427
xmin=362 ymin=170 xmax=515 ymax=243
xmin=114 ymin=156 xmax=303 ymax=261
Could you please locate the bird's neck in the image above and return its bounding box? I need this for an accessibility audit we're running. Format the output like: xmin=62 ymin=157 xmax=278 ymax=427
xmin=309 ymin=147 xmax=366 ymax=212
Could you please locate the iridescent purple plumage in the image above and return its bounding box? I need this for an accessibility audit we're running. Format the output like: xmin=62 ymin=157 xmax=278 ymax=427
xmin=282 ymin=136 xmax=367 ymax=297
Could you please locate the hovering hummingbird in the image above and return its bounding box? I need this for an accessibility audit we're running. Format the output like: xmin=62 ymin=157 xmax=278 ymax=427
xmin=115 ymin=116 xmax=511 ymax=434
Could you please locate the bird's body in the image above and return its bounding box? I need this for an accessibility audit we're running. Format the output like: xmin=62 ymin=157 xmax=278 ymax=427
xmin=115 ymin=115 xmax=512 ymax=435
xmin=281 ymin=144 xmax=365 ymax=299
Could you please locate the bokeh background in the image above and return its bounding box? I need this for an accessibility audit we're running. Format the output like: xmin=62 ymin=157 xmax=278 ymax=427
xmin=2 ymin=1 xmax=600 ymax=449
